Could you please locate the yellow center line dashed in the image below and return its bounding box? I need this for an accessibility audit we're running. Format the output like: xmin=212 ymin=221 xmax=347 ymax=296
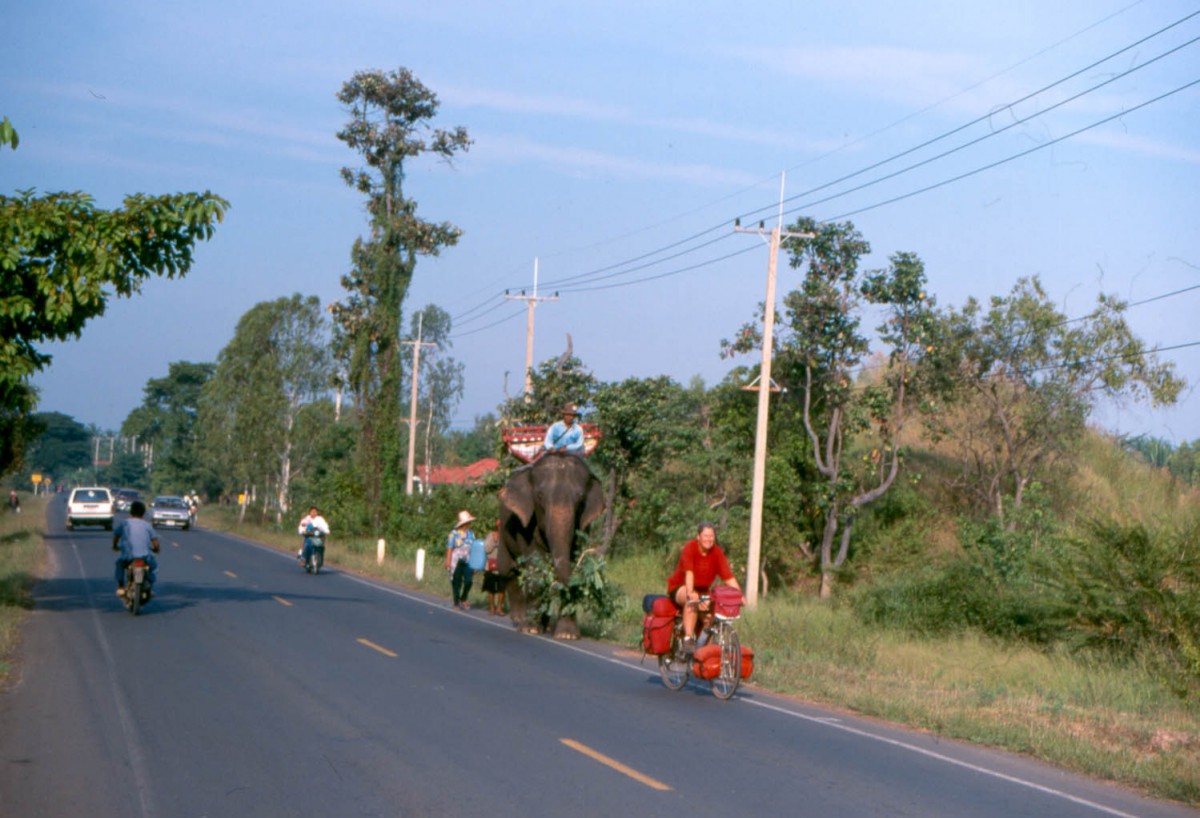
xmin=224 ymin=571 xmax=237 ymax=578
xmin=357 ymin=638 xmax=397 ymax=658
xmin=273 ymin=596 xmax=293 ymax=607
xmin=560 ymin=738 xmax=672 ymax=791
xmin=193 ymin=554 xmax=203 ymax=561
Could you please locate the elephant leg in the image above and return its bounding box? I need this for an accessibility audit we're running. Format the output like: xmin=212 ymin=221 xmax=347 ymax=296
xmin=553 ymin=616 xmax=579 ymax=640
xmin=504 ymin=576 xmax=539 ymax=634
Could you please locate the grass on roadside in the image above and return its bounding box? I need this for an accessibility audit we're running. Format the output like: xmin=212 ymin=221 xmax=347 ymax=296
xmin=0 ymin=495 xmax=46 ymax=687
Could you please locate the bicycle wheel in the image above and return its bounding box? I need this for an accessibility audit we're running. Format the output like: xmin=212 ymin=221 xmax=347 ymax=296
xmin=658 ymin=627 xmax=690 ymax=691
xmin=709 ymin=622 xmax=741 ymax=700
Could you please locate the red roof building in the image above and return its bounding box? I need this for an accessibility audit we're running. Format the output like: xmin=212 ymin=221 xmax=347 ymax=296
xmin=416 ymin=457 xmax=500 ymax=488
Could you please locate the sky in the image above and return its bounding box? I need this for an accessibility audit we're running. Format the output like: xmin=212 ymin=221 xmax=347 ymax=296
xmin=6 ymin=1 xmax=1200 ymax=443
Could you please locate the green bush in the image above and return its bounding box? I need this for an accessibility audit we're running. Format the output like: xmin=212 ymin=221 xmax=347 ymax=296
xmin=1049 ymin=518 xmax=1200 ymax=697
xmin=852 ymin=558 xmax=1065 ymax=644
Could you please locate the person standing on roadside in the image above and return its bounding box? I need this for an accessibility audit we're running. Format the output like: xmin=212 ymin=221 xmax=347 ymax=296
xmin=482 ymin=519 xmax=506 ymax=615
xmin=445 ymin=510 xmax=478 ymax=609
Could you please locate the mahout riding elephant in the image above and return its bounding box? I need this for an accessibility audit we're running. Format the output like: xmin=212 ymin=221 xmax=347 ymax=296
xmin=497 ymin=451 xmax=606 ymax=639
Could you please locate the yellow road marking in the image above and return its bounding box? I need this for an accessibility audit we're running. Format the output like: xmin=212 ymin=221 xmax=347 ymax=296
xmin=224 ymin=570 xmax=237 ymax=578
xmin=357 ymin=638 xmax=397 ymax=658
xmin=273 ymin=595 xmax=293 ymax=607
xmin=193 ymin=554 xmax=203 ymax=561
xmin=560 ymin=738 xmax=672 ymax=791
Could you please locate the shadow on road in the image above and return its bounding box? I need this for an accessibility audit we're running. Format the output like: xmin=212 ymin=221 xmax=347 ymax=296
xmin=30 ymin=576 xmax=360 ymax=615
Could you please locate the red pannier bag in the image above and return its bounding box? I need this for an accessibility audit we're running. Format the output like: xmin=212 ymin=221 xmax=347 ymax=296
xmin=711 ymin=585 xmax=743 ymax=618
xmin=642 ymin=614 xmax=675 ymax=655
xmin=691 ymin=644 xmax=722 ymax=679
xmin=740 ymin=645 xmax=754 ymax=680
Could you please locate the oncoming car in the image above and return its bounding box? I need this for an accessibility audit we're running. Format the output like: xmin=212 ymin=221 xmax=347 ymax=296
xmin=113 ymin=488 xmax=142 ymax=513
xmin=67 ymin=487 xmax=114 ymax=530
xmin=151 ymin=496 xmax=193 ymax=530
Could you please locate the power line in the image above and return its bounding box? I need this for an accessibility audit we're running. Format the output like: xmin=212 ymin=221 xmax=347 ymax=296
xmin=822 ymin=75 xmax=1200 ymax=223
xmin=777 ymin=34 xmax=1200 ymax=222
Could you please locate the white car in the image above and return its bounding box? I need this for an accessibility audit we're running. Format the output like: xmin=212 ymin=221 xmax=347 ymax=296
xmin=67 ymin=487 xmax=114 ymax=530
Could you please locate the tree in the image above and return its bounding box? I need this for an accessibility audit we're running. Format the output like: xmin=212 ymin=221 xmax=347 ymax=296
xmin=404 ymin=305 xmax=464 ymax=480
xmin=0 ymin=117 xmax=227 ymax=475
xmin=329 ymin=68 xmax=471 ymax=528
xmin=590 ymin=376 xmax=692 ymax=549
xmin=938 ymin=277 xmax=1183 ymax=524
xmin=20 ymin=412 xmax=90 ymax=484
xmin=727 ymin=218 xmax=945 ymax=597
xmin=198 ymin=295 xmax=333 ymax=521
xmin=498 ymin=344 xmax=598 ymax=428
xmin=121 ymin=362 xmax=214 ymax=494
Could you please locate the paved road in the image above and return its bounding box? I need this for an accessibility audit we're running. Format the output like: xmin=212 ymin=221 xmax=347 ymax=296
xmin=1 ymin=498 xmax=1195 ymax=817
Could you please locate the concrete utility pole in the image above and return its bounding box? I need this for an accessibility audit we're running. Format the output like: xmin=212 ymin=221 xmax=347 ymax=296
xmin=505 ymin=258 xmax=558 ymax=399
xmin=402 ymin=313 xmax=436 ymax=497
xmin=735 ymin=172 xmax=813 ymax=609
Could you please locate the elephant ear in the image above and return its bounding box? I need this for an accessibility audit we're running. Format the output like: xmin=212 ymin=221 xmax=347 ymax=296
xmin=499 ymin=470 xmax=535 ymax=527
xmin=579 ymin=475 xmax=606 ymax=530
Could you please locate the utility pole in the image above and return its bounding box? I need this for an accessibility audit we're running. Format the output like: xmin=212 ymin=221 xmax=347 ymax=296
xmin=402 ymin=313 xmax=436 ymax=497
xmin=505 ymin=257 xmax=558 ymax=399
xmin=734 ymin=172 xmax=813 ymax=608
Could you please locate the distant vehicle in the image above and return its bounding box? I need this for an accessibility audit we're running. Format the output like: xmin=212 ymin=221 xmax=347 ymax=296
xmin=67 ymin=487 xmax=114 ymax=531
xmin=113 ymin=488 xmax=143 ymax=513
xmin=150 ymin=496 xmax=192 ymax=530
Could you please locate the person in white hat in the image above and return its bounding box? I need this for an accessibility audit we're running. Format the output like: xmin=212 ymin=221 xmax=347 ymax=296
xmin=444 ymin=510 xmax=480 ymax=609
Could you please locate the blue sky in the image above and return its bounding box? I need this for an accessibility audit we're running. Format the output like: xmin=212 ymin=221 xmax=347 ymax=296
xmin=6 ymin=1 xmax=1199 ymax=441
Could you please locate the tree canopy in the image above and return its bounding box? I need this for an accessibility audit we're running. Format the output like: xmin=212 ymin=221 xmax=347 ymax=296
xmin=0 ymin=116 xmax=227 ymax=476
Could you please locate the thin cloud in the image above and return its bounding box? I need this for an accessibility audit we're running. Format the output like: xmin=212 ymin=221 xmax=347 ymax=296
xmin=476 ymin=132 xmax=761 ymax=187
xmin=1075 ymin=130 xmax=1200 ymax=164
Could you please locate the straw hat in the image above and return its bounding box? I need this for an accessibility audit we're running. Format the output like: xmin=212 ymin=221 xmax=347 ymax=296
xmin=455 ymin=510 xmax=476 ymax=528
xmin=560 ymin=403 xmax=580 ymax=416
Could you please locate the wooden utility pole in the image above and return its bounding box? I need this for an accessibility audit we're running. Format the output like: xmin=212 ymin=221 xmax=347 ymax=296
xmin=402 ymin=313 xmax=436 ymax=497
xmin=505 ymin=258 xmax=558 ymax=398
xmin=735 ymin=173 xmax=813 ymax=608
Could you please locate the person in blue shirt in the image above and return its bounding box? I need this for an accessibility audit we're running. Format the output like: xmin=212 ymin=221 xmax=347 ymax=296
xmin=543 ymin=404 xmax=585 ymax=454
xmin=445 ymin=510 xmax=482 ymax=609
xmin=112 ymin=500 xmax=160 ymax=597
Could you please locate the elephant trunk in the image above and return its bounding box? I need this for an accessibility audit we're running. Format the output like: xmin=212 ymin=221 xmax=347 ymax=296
xmin=543 ymin=506 xmax=578 ymax=583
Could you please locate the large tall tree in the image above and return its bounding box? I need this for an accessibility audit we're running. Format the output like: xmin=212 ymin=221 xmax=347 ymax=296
xmin=330 ymin=69 xmax=470 ymax=527
xmin=728 ymin=218 xmax=945 ymax=597
xmin=0 ymin=117 xmax=227 ymax=476
xmin=938 ymin=276 xmax=1183 ymax=525
xmin=198 ymin=294 xmax=332 ymax=521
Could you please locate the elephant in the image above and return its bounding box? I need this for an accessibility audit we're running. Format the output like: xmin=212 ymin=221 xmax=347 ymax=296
xmin=497 ymin=451 xmax=606 ymax=639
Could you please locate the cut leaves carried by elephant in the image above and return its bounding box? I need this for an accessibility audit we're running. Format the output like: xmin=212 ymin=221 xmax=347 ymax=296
xmin=497 ymin=451 xmax=606 ymax=639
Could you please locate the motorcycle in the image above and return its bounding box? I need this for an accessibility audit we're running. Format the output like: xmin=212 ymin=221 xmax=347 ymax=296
xmin=302 ymin=528 xmax=325 ymax=574
xmin=122 ymin=558 xmax=152 ymax=615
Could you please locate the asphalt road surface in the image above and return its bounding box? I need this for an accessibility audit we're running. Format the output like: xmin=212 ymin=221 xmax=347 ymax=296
xmin=1 ymin=497 xmax=1195 ymax=817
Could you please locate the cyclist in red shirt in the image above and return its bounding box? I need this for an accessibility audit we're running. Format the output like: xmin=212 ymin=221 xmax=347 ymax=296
xmin=666 ymin=523 xmax=742 ymax=652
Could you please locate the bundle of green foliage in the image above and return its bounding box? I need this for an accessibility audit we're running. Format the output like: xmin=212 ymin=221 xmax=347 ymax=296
xmin=515 ymin=549 xmax=622 ymax=636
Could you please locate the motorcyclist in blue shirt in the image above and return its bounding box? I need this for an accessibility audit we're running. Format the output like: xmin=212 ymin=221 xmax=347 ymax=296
xmin=112 ymin=500 xmax=160 ymax=597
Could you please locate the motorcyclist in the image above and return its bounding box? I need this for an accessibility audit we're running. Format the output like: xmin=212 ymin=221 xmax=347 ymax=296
xmin=112 ymin=500 xmax=160 ymax=598
xmin=297 ymin=506 xmax=330 ymax=567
